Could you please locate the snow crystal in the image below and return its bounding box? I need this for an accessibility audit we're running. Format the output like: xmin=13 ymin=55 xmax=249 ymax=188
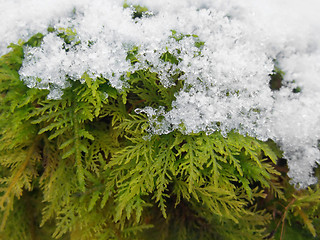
xmin=1 ymin=0 xmax=320 ymax=188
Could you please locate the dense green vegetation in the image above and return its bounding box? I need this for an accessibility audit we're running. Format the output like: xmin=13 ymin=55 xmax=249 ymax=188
xmin=0 ymin=8 xmax=319 ymax=239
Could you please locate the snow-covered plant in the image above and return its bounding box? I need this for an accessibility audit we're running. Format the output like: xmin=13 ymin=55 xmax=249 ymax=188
xmin=0 ymin=0 xmax=320 ymax=239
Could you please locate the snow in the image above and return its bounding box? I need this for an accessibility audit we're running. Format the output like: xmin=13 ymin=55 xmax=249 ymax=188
xmin=1 ymin=0 xmax=320 ymax=188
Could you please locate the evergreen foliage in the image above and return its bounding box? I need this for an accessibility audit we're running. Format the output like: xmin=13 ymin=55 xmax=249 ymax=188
xmin=0 ymin=8 xmax=320 ymax=240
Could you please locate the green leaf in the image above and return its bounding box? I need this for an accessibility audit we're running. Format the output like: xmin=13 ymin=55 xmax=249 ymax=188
xmin=59 ymin=138 xmax=75 ymax=150
xmin=62 ymin=147 xmax=76 ymax=159
xmin=88 ymin=191 xmax=100 ymax=212
xmin=78 ymin=129 xmax=94 ymax=140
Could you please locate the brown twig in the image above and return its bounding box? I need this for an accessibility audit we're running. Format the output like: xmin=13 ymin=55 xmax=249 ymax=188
xmin=127 ymin=99 xmax=146 ymax=113
xmin=273 ymin=198 xmax=296 ymax=240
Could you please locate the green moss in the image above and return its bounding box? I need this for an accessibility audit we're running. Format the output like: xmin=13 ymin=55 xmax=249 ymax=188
xmin=123 ymin=2 xmax=150 ymax=19
xmin=0 ymin=29 xmax=319 ymax=240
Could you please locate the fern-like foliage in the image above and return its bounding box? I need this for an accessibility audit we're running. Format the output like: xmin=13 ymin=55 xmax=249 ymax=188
xmin=0 ymin=13 xmax=319 ymax=240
